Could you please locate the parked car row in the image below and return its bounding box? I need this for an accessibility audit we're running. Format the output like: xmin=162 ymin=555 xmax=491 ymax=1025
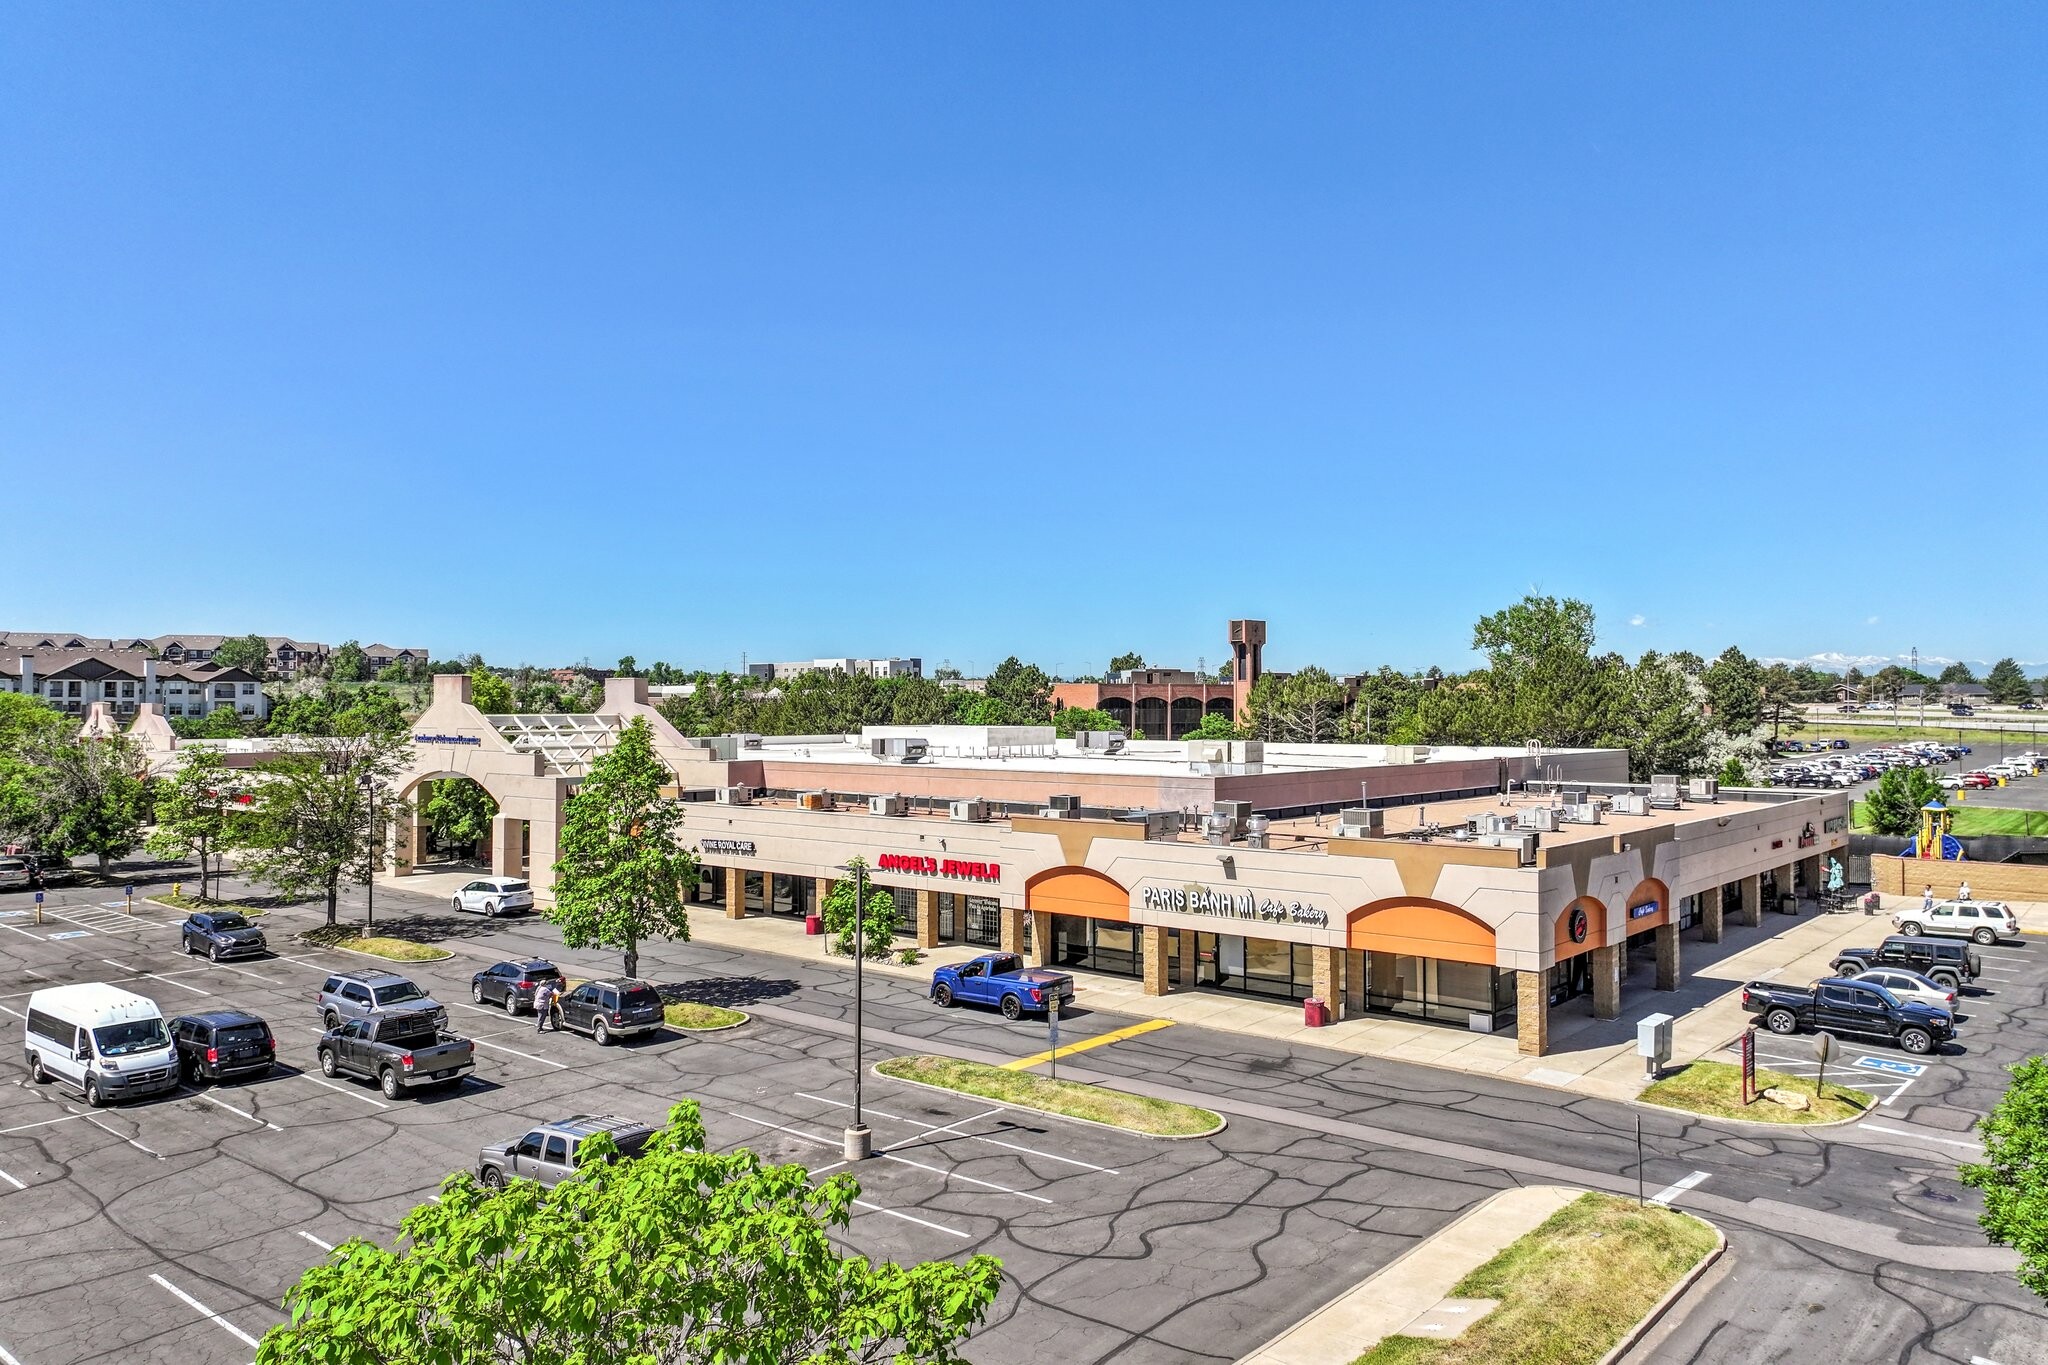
xmin=1738 ymin=920 xmax=2015 ymax=1056
xmin=0 ymin=853 xmax=79 ymax=891
xmin=1767 ymin=739 xmax=1975 ymax=789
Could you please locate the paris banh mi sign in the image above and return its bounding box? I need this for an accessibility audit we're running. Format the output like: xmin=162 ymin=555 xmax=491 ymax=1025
xmin=1138 ymin=882 xmax=1330 ymax=928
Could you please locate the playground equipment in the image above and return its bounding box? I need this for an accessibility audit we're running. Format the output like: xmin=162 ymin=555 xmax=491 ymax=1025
xmin=1902 ymin=800 xmax=1966 ymax=861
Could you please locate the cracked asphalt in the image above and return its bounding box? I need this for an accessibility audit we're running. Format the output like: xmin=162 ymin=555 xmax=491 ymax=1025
xmin=1 ymin=863 xmax=2044 ymax=1365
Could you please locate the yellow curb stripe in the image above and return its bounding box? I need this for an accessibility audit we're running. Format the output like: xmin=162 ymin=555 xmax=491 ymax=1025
xmin=1000 ymin=1018 xmax=1174 ymax=1071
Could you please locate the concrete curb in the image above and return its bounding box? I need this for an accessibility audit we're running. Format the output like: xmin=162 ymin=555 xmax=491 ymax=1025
xmin=873 ymin=1060 xmax=1228 ymax=1141
xmin=1595 ymin=1217 xmax=1727 ymax=1365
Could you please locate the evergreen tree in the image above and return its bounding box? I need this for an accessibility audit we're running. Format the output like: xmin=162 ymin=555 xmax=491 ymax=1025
xmin=1986 ymin=657 xmax=2032 ymax=705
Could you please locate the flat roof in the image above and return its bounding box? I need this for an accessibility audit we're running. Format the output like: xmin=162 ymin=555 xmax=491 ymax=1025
xmin=1268 ymin=787 xmax=1808 ymax=850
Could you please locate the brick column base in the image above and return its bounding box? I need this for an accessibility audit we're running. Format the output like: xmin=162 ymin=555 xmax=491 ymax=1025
xmin=1740 ymin=874 xmax=1762 ymax=928
xmin=915 ymin=889 xmax=939 ymax=949
xmin=1000 ymin=906 xmax=1026 ymax=956
xmin=1700 ymin=885 xmax=1724 ymax=943
xmin=1516 ymin=971 xmax=1548 ymax=1056
xmin=725 ymin=866 xmax=745 ymax=920
xmin=1655 ymin=922 xmax=1679 ymax=991
xmin=1310 ymin=946 xmax=1340 ymax=1017
xmin=1142 ymin=926 xmax=1169 ymax=996
xmin=1591 ymin=943 xmax=1622 ymax=1020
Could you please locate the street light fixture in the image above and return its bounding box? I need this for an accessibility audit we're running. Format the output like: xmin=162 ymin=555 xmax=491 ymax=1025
xmin=833 ymin=859 xmax=872 ymax=1161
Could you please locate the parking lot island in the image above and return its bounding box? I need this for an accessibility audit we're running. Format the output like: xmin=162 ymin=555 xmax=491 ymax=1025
xmin=876 ymin=1054 xmax=1224 ymax=1137
xmin=1639 ymin=1060 xmax=1875 ymax=1125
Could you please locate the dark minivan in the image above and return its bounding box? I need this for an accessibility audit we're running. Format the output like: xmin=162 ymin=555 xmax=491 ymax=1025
xmin=170 ymin=1010 xmax=277 ymax=1082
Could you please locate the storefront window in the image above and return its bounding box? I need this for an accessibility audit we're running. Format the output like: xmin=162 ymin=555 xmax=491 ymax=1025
xmin=1368 ymin=955 xmax=1511 ymax=1027
xmin=1195 ymin=933 xmax=1313 ymax=1001
xmin=1677 ymin=893 xmax=1700 ymax=931
xmin=964 ymin=896 xmax=1002 ymax=947
xmin=887 ymin=887 xmax=918 ymax=939
xmin=769 ymin=874 xmax=810 ymax=918
xmin=744 ymin=872 xmax=766 ymax=913
xmin=936 ymin=893 xmax=958 ymax=942
xmin=1049 ymin=916 xmax=1140 ymax=977
xmin=697 ymin=865 xmax=725 ymax=906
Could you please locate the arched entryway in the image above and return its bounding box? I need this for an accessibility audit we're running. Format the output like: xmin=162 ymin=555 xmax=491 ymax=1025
xmin=1623 ymin=877 xmax=1671 ymax=977
xmin=1547 ymin=895 xmax=1606 ymax=1005
xmin=1100 ymin=697 xmax=1133 ymax=730
xmin=1134 ymin=696 xmax=1167 ymax=739
xmin=1345 ymin=897 xmax=1510 ymax=1027
xmin=1027 ymin=868 xmax=1141 ymax=977
xmin=398 ymin=771 xmax=524 ymax=879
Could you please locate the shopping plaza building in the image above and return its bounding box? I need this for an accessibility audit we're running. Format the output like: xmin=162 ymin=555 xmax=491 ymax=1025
xmin=131 ymin=671 xmax=1851 ymax=1056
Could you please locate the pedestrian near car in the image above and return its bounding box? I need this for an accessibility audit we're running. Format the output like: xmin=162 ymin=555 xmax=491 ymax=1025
xmin=1923 ymin=885 xmax=1935 ymax=913
xmin=533 ymin=980 xmax=557 ymax=1033
xmin=1958 ymin=880 xmax=1972 ymax=901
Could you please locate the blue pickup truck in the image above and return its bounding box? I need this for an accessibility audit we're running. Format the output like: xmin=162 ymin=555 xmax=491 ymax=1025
xmin=930 ymin=953 xmax=1076 ymax=1019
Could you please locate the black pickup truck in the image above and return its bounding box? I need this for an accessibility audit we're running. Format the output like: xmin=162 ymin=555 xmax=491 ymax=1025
xmin=316 ymin=1009 xmax=475 ymax=1099
xmin=1740 ymin=978 xmax=1954 ymax=1055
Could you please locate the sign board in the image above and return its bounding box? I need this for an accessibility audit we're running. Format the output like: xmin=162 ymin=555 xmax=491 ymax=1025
xmin=1851 ymin=1056 xmax=1926 ymax=1078
xmin=1138 ymin=883 xmax=1329 ymax=927
xmin=877 ymin=854 xmax=1000 ymax=883
xmin=413 ymin=733 xmax=483 ymax=745
xmin=700 ymin=839 xmax=756 ymax=858
xmin=1628 ymin=900 xmax=1661 ymax=921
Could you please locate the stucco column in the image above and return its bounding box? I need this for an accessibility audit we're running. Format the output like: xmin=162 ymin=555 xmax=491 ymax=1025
xmin=526 ymin=818 xmax=558 ymax=900
xmin=1516 ymin=971 xmax=1548 ymax=1056
xmin=815 ymin=877 xmax=834 ymax=918
xmin=1700 ymin=884 xmax=1724 ymax=943
xmin=1740 ymin=874 xmax=1762 ymax=928
xmin=490 ymin=814 xmax=522 ymax=878
xmin=1310 ymin=946 xmax=1341 ymax=1018
xmin=1001 ymin=906 xmax=1027 ymax=957
xmin=725 ymin=866 xmax=745 ymax=920
xmin=1799 ymin=854 xmax=1823 ymax=898
xmin=1591 ymin=943 xmax=1623 ymax=1020
xmin=1142 ymin=925 xmax=1170 ymax=996
xmin=1655 ymin=922 xmax=1680 ymax=992
xmin=915 ymin=889 xmax=939 ymax=949
xmin=392 ymin=802 xmax=422 ymax=875
xmin=1776 ymin=862 xmax=1797 ymax=911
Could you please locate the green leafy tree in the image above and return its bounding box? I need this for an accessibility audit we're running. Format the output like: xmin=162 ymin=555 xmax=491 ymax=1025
xmin=932 ymin=663 xmax=963 ymax=681
xmin=548 ymin=717 xmax=695 ymax=979
xmin=886 ymin=675 xmax=967 ymax=726
xmin=329 ymin=640 xmax=370 ymax=683
xmin=239 ymin=732 xmax=411 ymax=925
xmin=1859 ymin=766 xmax=1945 ymax=837
xmin=1614 ymin=652 xmax=1712 ymax=781
xmin=1987 ymin=657 xmax=2033 ymax=705
xmin=820 ymin=859 xmax=900 ymax=960
xmin=1466 ymin=596 xmax=1624 ymax=747
xmin=0 ymin=694 xmax=72 ymax=840
xmin=1107 ymin=651 xmax=1145 ymax=673
xmin=1758 ymin=666 xmax=1807 ymax=747
xmin=1215 ymin=658 xmax=1232 ymax=682
xmin=144 ymin=747 xmax=248 ymax=900
xmin=1703 ymin=646 xmax=1764 ymax=736
xmin=423 ymin=779 xmax=498 ymax=860
xmin=1340 ymin=667 xmax=1422 ymax=743
xmin=172 ymin=706 xmax=250 ymax=739
xmin=1962 ymin=1056 xmax=2048 ymax=1299
xmin=1180 ymin=710 xmax=1244 ymax=741
xmin=25 ymin=734 xmax=151 ymax=875
xmin=1245 ymin=666 xmax=1350 ymax=743
xmin=983 ymin=657 xmax=1055 ymax=724
xmin=615 ymin=655 xmax=639 ymax=677
xmin=1716 ymin=756 xmax=1752 ymax=787
xmin=254 ymin=1101 xmax=1000 ymax=1365
xmin=1938 ymin=661 xmax=1979 ymax=685
xmin=211 ymin=634 xmax=271 ymax=675
xmin=375 ymin=661 xmax=412 ymax=684
xmin=470 ymin=666 xmax=516 ymax=714
xmin=1054 ymin=706 xmax=1125 ymax=738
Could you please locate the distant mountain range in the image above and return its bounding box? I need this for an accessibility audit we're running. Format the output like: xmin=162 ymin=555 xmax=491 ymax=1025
xmin=1763 ymin=652 xmax=2048 ymax=672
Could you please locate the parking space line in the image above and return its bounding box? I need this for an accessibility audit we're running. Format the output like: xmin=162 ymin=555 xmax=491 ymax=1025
xmin=1001 ymin=1018 xmax=1174 ymax=1071
xmin=1649 ymin=1170 xmax=1711 ymax=1206
xmin=183 ymin=1089 xmax=283 ymax=1132
xmin=0 ymin=920 xmax=42 ymax=941
xmin=468 ymin=1037 xmax=569 ymax=1069
xmin=0 ymin=1114 xmax=90 ymax=1136
xmin=0 ymin=1004 xmax=23 ymax=1020
xmin=795 ymin=1092 xmax=1121 ymax=1173
xmin=299 ymin=1075 xmax=391 ymax=1109
xmin=140 ymin=974 xmax=213 ymax=997
xmin=1859 ymin=1122 xmax=1983 ymax=1151
xmin=297 ymin=1230 xmax=335 ymax=1252
xmin=729 ymin=1111 xmax=838 ymax=1150
xmin=100 ymin=958 xmax=137 ymax=972
xmin=0 ymin=1166 xmax=25 ymax=1190
xmin=85 ymin=1115 xmax=162 ymax=1159
xmin=877 ymin=1150 xmax=1054 ymax=1203
xmin=0 ymin=1335 xmax=23 ymax=1364
xmin=149 ymin=1271 xmax=262 ymax=1349
xmin=454 ymin=1002 xmax=499 ymax=1014
xmin=850 ymin=1198 xmax=970 ymax=1238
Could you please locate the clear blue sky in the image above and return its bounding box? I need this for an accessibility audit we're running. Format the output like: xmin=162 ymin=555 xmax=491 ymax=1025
xmin=5 ymin=6 xmax=2042 ymax=677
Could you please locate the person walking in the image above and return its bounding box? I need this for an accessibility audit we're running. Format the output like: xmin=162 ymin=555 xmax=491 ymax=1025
xmin=1959 ymin=880 xmax=1973 ymax=902
xmin=1923 ymin=885 xmax=1936 ymax=913
xmin=533 ymin=980 xmax=557 ymax=1033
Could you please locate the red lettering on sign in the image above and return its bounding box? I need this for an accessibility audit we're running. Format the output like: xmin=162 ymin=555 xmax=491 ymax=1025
xmin=874 ymin=854 xmax=1000 ymax=882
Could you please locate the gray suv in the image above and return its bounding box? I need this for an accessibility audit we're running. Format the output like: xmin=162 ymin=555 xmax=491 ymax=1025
xmin=476 ymin=1114 xmax=655 ymax=1189
xmin=318 ymin=970 xmax=450 ymax=1033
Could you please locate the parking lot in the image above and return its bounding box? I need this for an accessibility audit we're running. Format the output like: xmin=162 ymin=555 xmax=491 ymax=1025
xmin=0 ymin=877 xmax=1507 ymax=1365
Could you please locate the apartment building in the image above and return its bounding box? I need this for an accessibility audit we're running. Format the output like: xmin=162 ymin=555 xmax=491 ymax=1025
xmin=0 ymin=651 xmax=268 ymax=722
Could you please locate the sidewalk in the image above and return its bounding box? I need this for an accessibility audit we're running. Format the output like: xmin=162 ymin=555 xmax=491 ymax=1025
xmin=1238 ymin=1185 xmax=1580 ymax=1365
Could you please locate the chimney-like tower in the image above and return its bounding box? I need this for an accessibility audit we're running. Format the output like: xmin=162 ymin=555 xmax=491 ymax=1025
xmin=1228 ymin=620 xmax=1266 ymax=722
xmin=19 ymin=654 xmax=34 ymax=700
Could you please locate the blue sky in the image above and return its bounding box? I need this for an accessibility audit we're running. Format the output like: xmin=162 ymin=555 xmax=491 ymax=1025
xmin=4 ymin=6 xmax=2042 ymax=677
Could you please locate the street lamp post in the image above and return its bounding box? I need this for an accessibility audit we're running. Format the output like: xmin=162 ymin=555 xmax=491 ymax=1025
xmin=834 ymin=860 xmax=872 ymax=1161
xmin=359 ymin=774 xmax=376 ymax=930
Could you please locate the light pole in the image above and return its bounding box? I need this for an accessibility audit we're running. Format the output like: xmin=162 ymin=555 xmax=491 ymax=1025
xmin=834 ymin=860 xmax=872 ymax=1160
xmin=359 ymin=774 xmax=376 ymax=930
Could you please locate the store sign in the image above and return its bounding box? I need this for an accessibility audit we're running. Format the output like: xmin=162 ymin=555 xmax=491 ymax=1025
xmin=1568 ymin=905 xmax=1589 ymax=943
xmin=701 ymin=839 xmax=756 ymax=858
xmin=1628 ymin=900 xmax=1661 ymax=921
xmin=1139 ymin=883 xmax=1330 ymax=928
xmin=1824 ymin=816 xmax=1847 ymax=834
xmin=413 ymin=733 xmax=482 ymax=746
xmin=1798 ymin=822 xmax=1818 ymax=849
xmin=876 ymin=853 xmax=1001 ymax=882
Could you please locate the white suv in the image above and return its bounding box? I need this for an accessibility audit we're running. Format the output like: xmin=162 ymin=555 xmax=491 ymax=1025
xmin=1893 ymin=900 xmax=2018 ymax=945
xmin=451 ymin=877 xmax=535 ymax=918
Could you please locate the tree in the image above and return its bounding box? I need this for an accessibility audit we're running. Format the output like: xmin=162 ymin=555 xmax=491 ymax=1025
xmin=1181 ymin=710 xmax=1244 ymax=741
xmin=548 ymin=717 xmax=695 ymax=979
xmin=0 ymin=694 xmax=72 ymax=842
xmin=255 ymin=1100 xmax=999 ymax=1365
xmin=144 ymin=747 xmax=248 ymax=900
xmin=1341 ymin=667 xmax=1422 ymax=743
xmin=375 ymin=661 xmax=412 ymax=684
xmin=820 ymin=859 xmax=901 ymax=959
xmin=1054 ymin=707 xmax=1124 ymax=737
xmin=1859 ymin=766 xmax=1945 ymax=837
xmin=28 ymin=734 xmax=151 ymax=875
xmin=1716 ymin=755 xmax=1752 ymax=787
xmin=1939 ymin=661 xmax=1979 ymax=685
xmin=1107 ymin=651 xmax=1145 ymax=673
xmin=172 ymin=706 xmax=249 ymax=739
xmin=239 ymin=732 xmax=411 ymax=925
xmin=212 ymin=634 xmax=270 ymax=675
xmin=1244 ymin=667 xmax=1349 ymax=743
xmin=932 ymin=663 xmax=963 ymax=682
xmin=615 ymin=655 xmax=639 ymax=677
xmin=1703 ymin=646 xmax=1764 ymax=735
xmin=1467 ymin=595 xmax=1623 ymax=748
xmin=982 ymin=657 xmax=1054 ymax=724
xmin=1758 ymin=667 xmax=1807 ymax=748
xmin=329 ymin=640 xmax=370 ymax=683
xmin=470 ymin=666 xmax=516 ymax=714
xmin=1614 ymin=653 xmax=1712 ymax=781
xmin=423 ymin=779 xmax=498 ymax=860
xmin=1962 ymin=1056 xmax=2048 ymax=1299
xmin=1215 ymin=658 xmax=1233 ymax=682
xmin=1987 ymin=657 xmax=2033 ymax=705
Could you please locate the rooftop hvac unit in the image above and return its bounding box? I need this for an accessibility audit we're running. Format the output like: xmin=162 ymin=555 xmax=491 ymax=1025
xmin=1610 ymin=793 xmax=1649 ymax=817
xmin=1687 ymin=777 xmax=1720 ymax=802
xmin=797 ymin=791 xmax=831 ymax=811
xmin=1203 ymin=812 xmax=1237 ymax=846
xmin=1336 ymin=807 xmax=1385 ymax=837
xmin=1482 ymin=831 xmax=1541 ymax=865
xmin=1143 ymin=810 xmax=1180 ymax=841
xmin=949 ymin=799 xmax=989 ymax=823
xmin=1517 ymin=806 xmax=1560 ymax=833
xmin=1189 ymin=742 xmax=1228 ymax=764
xmin=1244 ymin=814 xmax=1271 ymax=849
xmin=1649 ymin=774 xmax=1683 ymax=810
xmin=715 ymin=785 xmax=753 ymax=806
xmin=1562 ymin=789 xmax=1587 ymax=807
xmin=1559 ymin=803 xmax=1604 ymax=825
xmin=1215 ymin=800 xmax=1252 ymax=825
xmin=735 ymin=734 xmax=763 ymax=750
xmin=1049 ymin=794 xmax=1080 ymax=813
xmin=869 ymin=794 xmax=907 ymax=816
xmin=1037 ymin=806 xmax=1068 ymax=819
xmin=1481 ymin=812 xmax=1515 ymax=834
xmin=869 ymin=737 xmax=929 ymax=762
xmin=1076 ymin=730 xmax=1125 ymax=752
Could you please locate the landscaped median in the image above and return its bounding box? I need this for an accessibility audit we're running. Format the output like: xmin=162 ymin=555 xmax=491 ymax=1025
xmin=662 ymin=1001 xmax=748 ymax=1031
xmin=147 ymin=891 xmax=267 ymax=916
xmin=1351 ymin=1193 xmax=1719 ymax=1365
xmin=876 ymin=1055 xmax=1223 ymax=1138
xmin=301 ymin=923 xmax=452 ymax=962
xmin=1638 ymin=1060 xmax=1873 ymax=1125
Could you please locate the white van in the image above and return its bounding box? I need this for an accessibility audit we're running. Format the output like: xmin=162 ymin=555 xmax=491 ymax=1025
xmin=23 ymin=984 xmax=179 ymax=1107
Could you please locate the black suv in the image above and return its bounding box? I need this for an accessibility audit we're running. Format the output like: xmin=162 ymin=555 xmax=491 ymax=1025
xmin=1833 ymin=935 xmax=1982 ymax=991
xmin=169 ymin=1011 xmax=277 ymax=1082
xmin=27 ymin=854 xmax=78 ymax=887
xmin=470 ymin=959 xmax=564 ymax=1016
xmin=554 ymin=979 xmax=664 ymax=1045
xmin=181 ymin=911 xmax=268 ymax=961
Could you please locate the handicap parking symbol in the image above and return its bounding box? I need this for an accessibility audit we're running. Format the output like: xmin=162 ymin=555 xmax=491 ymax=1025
xmin=47 ymin=931 xmax=92 ymax=941
xmin=1851 ymin=1056 xmax=1926 ymax=1078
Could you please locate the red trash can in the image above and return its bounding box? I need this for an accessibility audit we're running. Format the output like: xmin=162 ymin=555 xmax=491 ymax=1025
xmin=804 ymin=914 xmax=824 ymax=936
xmin=1304 ymin=998 xmax=1329 ymax=1028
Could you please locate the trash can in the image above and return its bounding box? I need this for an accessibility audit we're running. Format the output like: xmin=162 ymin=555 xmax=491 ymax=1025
xmin=1779 ymin=894 xmax=1798 ymax=916
xmin=1303 ymin=998 xmax=1329 ymax=1028
xmin=804 ymin=914 xmax=824 ymax=936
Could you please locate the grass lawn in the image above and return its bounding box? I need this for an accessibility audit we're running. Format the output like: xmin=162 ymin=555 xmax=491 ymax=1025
xmin=663 ymin=1001 xmax=747 ymax=1031
xmin=1809 ymin=721 xmax=2048 ymax=748
xmin=1638 ymin=1060 xmax=1873 ymax=1124
xmin=877 ymin=1055 xmax=1221 ymax=1137
xmin=1351 ymin=1193 xmax=1718 ymax=1365
xmin=1851 ymin=800 xmax=2048 ymax=837
xmin=301 ymin=924 xmax=451 ymax=962
xmin=147 ymin=891 xmax=267 ymax=916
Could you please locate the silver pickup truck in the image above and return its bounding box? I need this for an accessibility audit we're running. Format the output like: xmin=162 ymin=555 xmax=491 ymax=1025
xmin=315 ymin=1010 xmax=474 ymax=1100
